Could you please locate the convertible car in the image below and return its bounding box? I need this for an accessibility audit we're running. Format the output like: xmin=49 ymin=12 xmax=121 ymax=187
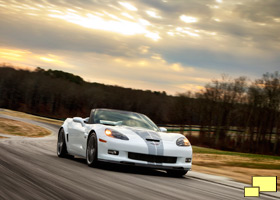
xmin=57 ymin=108 xmax=192 ymax=176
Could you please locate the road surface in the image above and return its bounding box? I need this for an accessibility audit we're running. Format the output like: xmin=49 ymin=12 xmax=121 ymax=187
xmin=0 ymin=114 xmax=278 ymax=200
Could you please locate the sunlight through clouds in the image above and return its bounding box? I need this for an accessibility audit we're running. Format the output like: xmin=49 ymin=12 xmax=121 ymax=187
xmin=118 ymin=2 xmax=137 ymax=11
xmin=180 ymin=15 xmax=198 ymax=23
xmin=167 ymin=32 xmax=175 ymax=36
xmin=138 ymin=46 xmax=150 ymax=54
xmin=138 ymin=18 xmax=151 ymax=26
xmin=121 ymin=12 xmax=134 ymax=19
xmin=146 ymin=10 xmax=161 ymax=19
xmin=39 ymin=55 xmax=65 ymax=65
xmin=145 ymin=32 xmax=160 ymax=41
xmin=175 ymin=27 xmax=200 ymax=37
xmin=48 ymin=12 xmax=160 ymax=40
xmin=1 ymin=0 xmax=279 ymax=94
xmin=171 ymin=63 xmax=184 ymax=72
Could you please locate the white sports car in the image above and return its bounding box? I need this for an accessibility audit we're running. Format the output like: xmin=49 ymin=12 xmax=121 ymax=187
xmin=57 ymin=108 xmax=192 ymax=176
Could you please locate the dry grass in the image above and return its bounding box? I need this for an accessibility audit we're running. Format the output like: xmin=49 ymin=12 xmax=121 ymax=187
xmin=0 ymin=117 xmax=51 ymax=137
xmin=192 ymin=153 xmax=280 ymax=189
xmin=0 ymin=109 xmax=63 ymax=125
xmin=0 ymin=136 xmax=9 ymax=139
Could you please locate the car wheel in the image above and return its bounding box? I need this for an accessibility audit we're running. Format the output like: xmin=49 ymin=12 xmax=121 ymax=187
xmin=86 ymin=132 xmax=98 ymax=167
xmin=57 ymin=128 xmax=67 ymax=157
xmin=166 ymin=170 xmax=188 ymax=177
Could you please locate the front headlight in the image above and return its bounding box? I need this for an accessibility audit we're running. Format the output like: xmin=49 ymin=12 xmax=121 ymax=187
xmin=105 ymin=129 xmax=129 ymax=140
xmin=176 ymin=137 xmax=190 ymax=146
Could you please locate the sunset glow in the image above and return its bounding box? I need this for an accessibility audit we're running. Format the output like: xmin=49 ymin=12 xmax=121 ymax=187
xmin=0 ymin=0 xmax=279 ymax=94
xmin=0 ymin=49 xmax=31 ymax=61
xmin=39 ymin=55 xmax=65 ymax=65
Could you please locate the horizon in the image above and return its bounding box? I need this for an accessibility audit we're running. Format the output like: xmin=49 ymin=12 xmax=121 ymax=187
xmin=0 ymin=0 xmax=279 ymax=94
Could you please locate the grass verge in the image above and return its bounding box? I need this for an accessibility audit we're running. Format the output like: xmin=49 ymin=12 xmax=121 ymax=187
xmin=193 ymin=146 xmax=280 ymax=160
xmin=0 ymin=109 xmax=63 ymax=126
xmin=192 ymin=146 xmax=280 ymax=189
xmin=0 ymin=117 xmax=51 ymax=137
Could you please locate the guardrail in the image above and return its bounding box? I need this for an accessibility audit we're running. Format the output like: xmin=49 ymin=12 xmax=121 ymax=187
xmin=158 ymin=124 xmax=246 ymax=133
xmin=156 ymin=124 xmax=275 ymax=140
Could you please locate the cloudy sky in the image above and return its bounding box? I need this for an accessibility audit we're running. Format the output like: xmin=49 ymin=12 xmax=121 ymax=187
xmin=0 ymin=0 xmax=279 ymax=94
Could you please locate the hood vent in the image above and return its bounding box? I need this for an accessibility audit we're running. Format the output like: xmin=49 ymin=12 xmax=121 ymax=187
xmin=146 ymin=138 xmax=160 ymax=142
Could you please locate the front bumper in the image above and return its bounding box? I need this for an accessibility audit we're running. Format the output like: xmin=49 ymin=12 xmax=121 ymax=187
xmin=97 ymin=137 xmax=192 ymax=171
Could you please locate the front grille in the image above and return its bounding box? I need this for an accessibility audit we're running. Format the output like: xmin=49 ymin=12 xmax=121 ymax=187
xmin=128 ymin=152 xmax=177 ymax=163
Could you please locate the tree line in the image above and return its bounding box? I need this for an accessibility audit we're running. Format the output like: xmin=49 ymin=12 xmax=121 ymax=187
xmin=175 ymin=73 xmax=279 ymax=155
xmin=0 ymin=65 xmax=279 ymax=155
xmin=0 ymin=65 xmax=171 ymax=122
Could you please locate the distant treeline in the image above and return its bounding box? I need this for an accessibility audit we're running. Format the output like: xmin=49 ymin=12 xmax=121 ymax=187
xmin=0 ymin=65 xmax=279 ymax=155
xmin=0 ymin=66 xmax=172 ymax=122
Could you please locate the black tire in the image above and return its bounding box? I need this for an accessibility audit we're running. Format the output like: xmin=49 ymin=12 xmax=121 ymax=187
xmin=86 ymin=132 xmax=98 ymax=167
xmin=166 ymin=170 xmax=188 ymax=177
xmin=57 ymin=128 xmax=68 ymax=157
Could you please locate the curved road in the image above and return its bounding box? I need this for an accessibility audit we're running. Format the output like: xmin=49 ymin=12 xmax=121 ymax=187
xmin=0 ymin=114 xmax=278 ymax=200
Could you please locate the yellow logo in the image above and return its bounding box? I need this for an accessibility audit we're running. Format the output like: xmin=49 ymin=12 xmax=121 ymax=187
xmin=244 ymin=176 xmax=277 ymax=197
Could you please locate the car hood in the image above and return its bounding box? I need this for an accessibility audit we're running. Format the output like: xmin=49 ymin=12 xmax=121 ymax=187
xmin=109 ymin=126 xmax=183 ymax=141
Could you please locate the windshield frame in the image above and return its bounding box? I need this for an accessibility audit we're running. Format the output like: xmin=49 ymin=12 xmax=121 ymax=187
xmin=93 ymin=109 xmax=160 ymax=131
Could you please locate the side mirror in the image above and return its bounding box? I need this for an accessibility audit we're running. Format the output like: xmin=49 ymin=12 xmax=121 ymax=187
xmin=84 ymin=117 xmax=89 ymax=123
xmin=73 ymin=117 xmax=85 ymax=127
xmin=159 ymin=127 xmax=167 ymax=132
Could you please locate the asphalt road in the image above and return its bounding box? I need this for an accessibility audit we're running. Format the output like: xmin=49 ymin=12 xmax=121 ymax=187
xmin=0 ymin=114 xmax=278 ymax=200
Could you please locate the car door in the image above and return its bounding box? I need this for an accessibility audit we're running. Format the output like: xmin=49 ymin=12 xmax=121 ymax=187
xmin=68 ymin=120 xmax=86 ymax=156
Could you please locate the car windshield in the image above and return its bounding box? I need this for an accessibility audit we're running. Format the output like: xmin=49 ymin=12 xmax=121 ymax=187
xmin=93 ymin=109 xmax=159 ymax=131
